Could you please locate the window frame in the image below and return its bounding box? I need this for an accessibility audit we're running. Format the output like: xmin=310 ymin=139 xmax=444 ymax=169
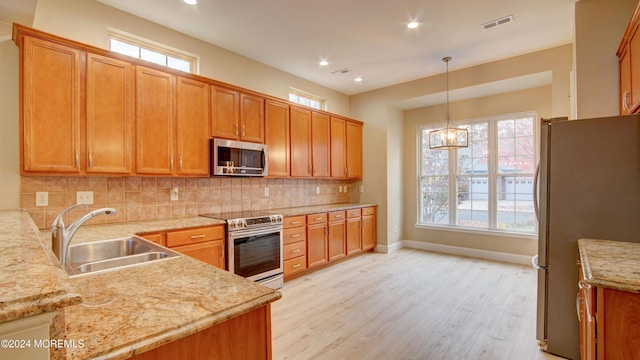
xmin=288 ymin=88 xmax=326 ymax=110
xmin=107 ymin=29 xmax=200 ymax=74
xmin=416 ymin=111 xmax=539 ymax=238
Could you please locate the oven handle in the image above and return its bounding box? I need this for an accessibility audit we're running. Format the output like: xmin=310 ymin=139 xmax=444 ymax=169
xmin=228 ymin=226 xmax=283 ymax=239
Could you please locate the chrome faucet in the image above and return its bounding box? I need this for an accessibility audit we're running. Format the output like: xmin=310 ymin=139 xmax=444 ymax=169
xmin=51 ymin=205 xmax=117 ymax=266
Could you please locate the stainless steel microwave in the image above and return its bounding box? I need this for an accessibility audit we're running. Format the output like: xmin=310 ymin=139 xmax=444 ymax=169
xmin=211 ymin=138 xmax=268 ymax=176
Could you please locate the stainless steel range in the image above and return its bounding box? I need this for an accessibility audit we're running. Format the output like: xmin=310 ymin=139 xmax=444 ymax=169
xmin=200 ymin=211 xmax=283 ymax=289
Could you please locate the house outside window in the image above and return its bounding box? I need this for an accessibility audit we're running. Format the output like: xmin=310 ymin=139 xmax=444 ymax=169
xmin=288 ymin=88 xmax=326 ymax=110
xmin=418 ymin=112 xmax=538 ymax=234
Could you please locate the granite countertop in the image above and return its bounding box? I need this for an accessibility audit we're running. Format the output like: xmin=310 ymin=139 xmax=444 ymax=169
xmin=578 ymin=238 xmax=640 ymax=293
xmin=0 ymin=210 xmax=81 ymax=323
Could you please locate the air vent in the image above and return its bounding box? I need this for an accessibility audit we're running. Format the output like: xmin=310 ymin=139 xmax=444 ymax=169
xmin=331 ymin=68 xmax=352 ymax=76
xmin=481 ymin=15 xmax=514 ymax=30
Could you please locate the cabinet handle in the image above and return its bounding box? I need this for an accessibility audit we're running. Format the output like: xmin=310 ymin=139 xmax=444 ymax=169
xmin=334 ymin=215 xmax=343 ymax=219
xmin=314 ymin=217 xmax=323 ymax=221
xmin=179 ymin=156 xmax=183 ymax=171
xmin=578 ymin=280 xmax=593 ymax=323
xmin=169 ymin=156 xmax=174 ymax=170
xmin=88 ymin=151 xmax=93 ymax=168
xmin=290 ymin=248 xmax=301 ymax=253
xmin=190 ymin=234 xmax=206 ymax=239
xmin=242 ymin=124 xmax=246 ymax=137
xmin=75 ymin=150 xmax=79 ymax=168
xmin=290 ymin=221 xmax=301 ymax=225
xmin=292 ymin=264 xmax=301 ymax=268
xmin=623 ymin=90 xmax=631 ymax=111
xmin=347 ymin=167 xmax=350 ymax=176
xmin=290 ymin=233 xmax=301 ymax=238
xmin=235 ymin=123 xmax=239 ymax=135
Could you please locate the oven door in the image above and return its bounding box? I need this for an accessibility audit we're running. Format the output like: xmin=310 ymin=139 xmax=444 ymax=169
xmin=228 ymin=226 xmax=283 ymax=282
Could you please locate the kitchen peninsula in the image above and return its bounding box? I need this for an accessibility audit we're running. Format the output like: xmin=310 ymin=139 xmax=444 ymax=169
xmin=0 ymin=209 xmax=281 ymax=360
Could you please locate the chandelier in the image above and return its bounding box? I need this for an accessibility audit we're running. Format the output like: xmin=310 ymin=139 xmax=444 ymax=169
xmin=428 ymin=56 xmax=468 ymax=150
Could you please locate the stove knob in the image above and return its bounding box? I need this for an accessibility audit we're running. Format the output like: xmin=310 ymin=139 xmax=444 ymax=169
xmin=228 ymin=221 xmax=235 ymax=230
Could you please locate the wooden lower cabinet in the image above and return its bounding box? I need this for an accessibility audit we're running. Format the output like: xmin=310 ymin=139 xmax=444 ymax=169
xmin=361 ymin=207 xmax=377 ymax=251
xmin=346 ymin=209 xmax=362 ymax=256
xmin=328 ymin=211 xmax=346 ymax=261
xmin=141 ymin=225 xmax=225 ymax=269
xmin=131 ymin=304 xmax=272 ymax=360
xmin=306 ymin=213 xmax=328 ymax=268
xmin=283 ymin=215 xmax=307 ymax=278
xmin=578 ymin=267 xmax=640 ymax=359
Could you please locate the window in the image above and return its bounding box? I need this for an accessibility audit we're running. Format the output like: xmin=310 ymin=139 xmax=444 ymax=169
xmin=289 ymin=88 xmax=325 ymax=110
xmin=108 ymin=30 xmax=198 ymax=73
xmin=418 ymin=113 xmax=537 ymax=234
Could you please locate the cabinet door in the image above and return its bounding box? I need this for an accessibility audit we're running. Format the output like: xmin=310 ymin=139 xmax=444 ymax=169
xmin=330 ymin=116 xmax=347 ymax=178
xmin=631 ymin=26 xmax=640 ymax=111
xmin=21 ymin=36 xmax=81 ymax=173
xmin=136 ymin=66 xmax=175 ymax=175
xmin=240 ymin=93 xmax=264 ymax=143
xmin=311 ymin=112 xmax=330 ymax=177
xmin=346 ymin=121 xmax=363 ymax=179
xmin=620 ymin=46 xmax=632 ymax=115
xmin=361 ymin=211 xmax=376 ymax=251
xmin=328 ymin=220 xmax=346 ymax=261
xmin=86 ymin=53 xmax=134 ymax=174
xmin=211 ymin=86 xmax=239 ymax=139
xmin=172 ymin=240 xmax=225 ymax=269
xmin=346 ymin=217 xmax=362 ymax=256
xmin=176 ymin=77 xmax=210 ymax=176
xmin=307 ymin=223 xmax=328 ymax=268
xmin=290 ymin=106 xmax=312 ymax=177
xmin=265 ymin=100 xmax=290 ymax=177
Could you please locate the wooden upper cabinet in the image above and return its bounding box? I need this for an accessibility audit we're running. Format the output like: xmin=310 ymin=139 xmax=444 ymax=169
xmin=630 ymin=26 xmax=640 ymax=112
xmin=136 ymin=66 xmax=175 ymax=175
xmin=21 ymin=36 xmax=82 ymax=174
xmin=239 ymin=93 xmax=264 ymax=143
xmin=86 ymin=53 xmax=134 ymax=174
xmin=176 ymin=77 xmax=210 ymax=176
xmin=311 ymin=112 xmax=330 ymax=177
xmin=290 ymin=106 xmax=312 ymax=177
xmin=346 ymin=120 xmax=363 ymax=179
xmin=619 ymin=4 xmax=640 ymax=114
xmin=265 ymin=100 xmax=290 ymax=177
xmin=211 ymin=85 xmax=239 ymax=139
xmin=330 ymin=116 xmax=347 ymax=178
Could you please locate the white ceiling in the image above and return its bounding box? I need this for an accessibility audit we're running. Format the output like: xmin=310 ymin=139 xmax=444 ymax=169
xmin=95 ymin=0 xmax=577 ymax=96
xmin=0 ymin=0 xmax=576 ymax=101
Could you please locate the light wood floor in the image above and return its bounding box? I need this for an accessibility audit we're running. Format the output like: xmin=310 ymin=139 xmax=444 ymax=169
xmin=271 ymin=248 xmax=564 ymax=360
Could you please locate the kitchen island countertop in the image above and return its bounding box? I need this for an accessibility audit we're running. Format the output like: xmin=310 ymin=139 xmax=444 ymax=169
xmin=578 ymin=238 xmax=640 ymax=293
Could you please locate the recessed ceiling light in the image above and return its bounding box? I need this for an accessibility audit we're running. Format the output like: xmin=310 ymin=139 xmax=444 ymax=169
xmin=319 ymin=60 xmax=329 ymax=66
xmin=354 ymin=76 xmax=363 ymax=83
xmin=184 ymin=0 xmax=197 ymax=5
xmin=407 ymin=21 xmax=421 ymax=29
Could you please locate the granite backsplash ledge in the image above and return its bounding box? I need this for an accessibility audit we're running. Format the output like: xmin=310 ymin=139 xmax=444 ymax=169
xmin=21 ymin=176 xmax=357 ymax=229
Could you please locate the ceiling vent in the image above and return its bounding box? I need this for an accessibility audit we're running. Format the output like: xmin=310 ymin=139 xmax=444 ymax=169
xmin=331 ymin=68 xmax=352 ymax=76
xmin=481 ymin=15 xmax=514 ymax=30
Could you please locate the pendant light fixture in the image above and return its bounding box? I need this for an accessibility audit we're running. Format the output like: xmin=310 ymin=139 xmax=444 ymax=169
xmin=428 ymin=56 xmax=468 ymax=150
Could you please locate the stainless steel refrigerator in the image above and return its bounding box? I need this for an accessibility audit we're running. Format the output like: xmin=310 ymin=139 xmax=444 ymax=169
xmin=533 ymin=114 xmax=640 ymax=359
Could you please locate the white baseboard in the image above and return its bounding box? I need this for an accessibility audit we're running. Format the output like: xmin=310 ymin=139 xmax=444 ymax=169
xmin=385 ymin=240 xmax=532 ymax=266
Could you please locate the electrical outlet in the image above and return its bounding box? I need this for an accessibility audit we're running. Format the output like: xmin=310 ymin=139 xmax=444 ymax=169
xmin=339 ymin=186 xmax=344 ymax=193
xmin=35 ymin=192 xmax=48 ymax=207
xmin=76 ymin=191 xmax=94 ymax=205
xmin=264 ymin=187 xmax=269 ymax=197
xmin=170 ymin=187 xmax=179 ymax=201
xmin=315 ymin=186 xmax=320 ymax=195
xmin=394 ymin=225 xmax=398 ymax=233
xmin=359 ymin=185 xmax=364 ymax=193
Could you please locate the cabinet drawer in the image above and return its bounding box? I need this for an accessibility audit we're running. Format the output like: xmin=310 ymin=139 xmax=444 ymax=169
xmin=283 ymin=227 xmax=306 ymax=245
xmin=362 ymin=207 xmax=376 ymax=216
xmin=307 ymin=213 xmax=327 ymax=225
xmin=346 ymin=208 xmax=361 ymax=218
xmin=284 ymin=256 xmax=307 ymax=276
xmin=284 ymin=241 xmax=306 ymax=261
xmin=166 ymin=226 xmax=225 ymax=247
xmin=284 ymin=215 xmax=306 ymax=228
xmin=328 ymin=211 xmax=346 ymax=222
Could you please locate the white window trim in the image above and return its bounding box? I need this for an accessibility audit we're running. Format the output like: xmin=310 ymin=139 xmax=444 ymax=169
xmin=107 ymin=27 xmax=200 ymax=74
xmin=416 ymin=111 xmax=539 ymax=236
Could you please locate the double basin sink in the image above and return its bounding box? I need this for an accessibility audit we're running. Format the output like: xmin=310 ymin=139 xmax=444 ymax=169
xmin=65 ymin=236 xmax=180 ymax=277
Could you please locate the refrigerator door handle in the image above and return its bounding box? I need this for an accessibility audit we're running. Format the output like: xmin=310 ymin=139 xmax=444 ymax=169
xmin=533 ymin=163 xmax=540 ymax=221
xmin=531 ymin=254 xmax=548 ymax=270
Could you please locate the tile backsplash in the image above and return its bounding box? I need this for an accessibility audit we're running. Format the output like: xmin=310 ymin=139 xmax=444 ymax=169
xmin=21 ymin=176 xmax=354 ymax=229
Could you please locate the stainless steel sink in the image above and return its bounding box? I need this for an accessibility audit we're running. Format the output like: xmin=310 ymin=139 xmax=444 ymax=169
xmin=65 ymin=236 xmax=180 ymax=277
